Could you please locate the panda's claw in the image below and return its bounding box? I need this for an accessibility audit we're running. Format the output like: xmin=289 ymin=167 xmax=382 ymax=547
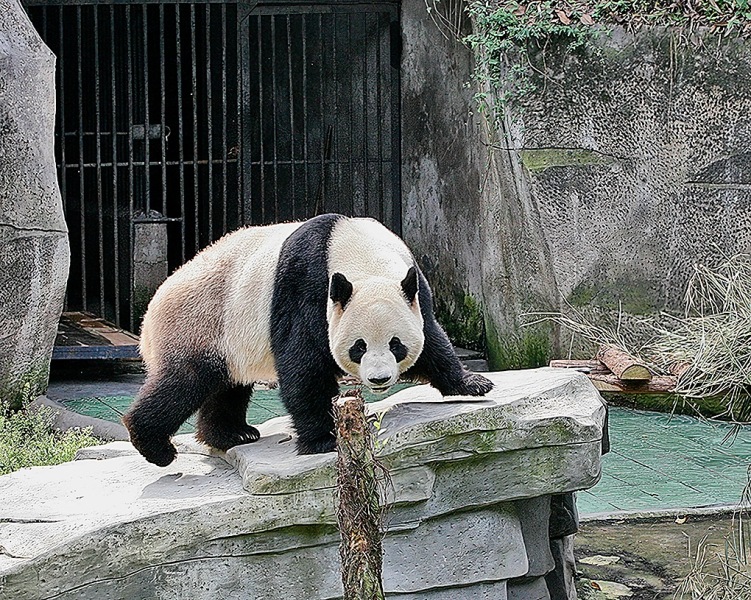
xmin=196 ymin=423 xmax=261 ymax=451
xmin=462 ymin=372 xmax=494 ymax=396
xmin=442 ymin=372 xmax=494 ymax=397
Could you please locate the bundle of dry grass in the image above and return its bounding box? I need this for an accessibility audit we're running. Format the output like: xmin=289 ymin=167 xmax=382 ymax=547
xmin=647 ymin=255 xmax=751 ymax=422
xmin=526 ymin=254 xmax=751 ymax=423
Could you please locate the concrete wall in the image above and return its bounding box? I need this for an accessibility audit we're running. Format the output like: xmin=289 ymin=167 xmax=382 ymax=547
xmin=401 ymin=13 xmax=751 ymax=365
xmin=0 ymin=0 xmax=69 ymax=406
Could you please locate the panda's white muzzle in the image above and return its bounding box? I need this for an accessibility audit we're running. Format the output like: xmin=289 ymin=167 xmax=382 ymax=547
xmin=360 ymin=350 xmax=399 ymax=393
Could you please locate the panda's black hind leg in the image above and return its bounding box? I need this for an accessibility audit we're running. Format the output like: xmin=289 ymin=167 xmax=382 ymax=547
xmin=195 ymin=384 xmax=260 ymax=451
xmin=123 ymin=353 xmax=230 ymax=467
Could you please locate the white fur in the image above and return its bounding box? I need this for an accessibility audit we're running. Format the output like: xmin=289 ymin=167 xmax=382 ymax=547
xmin=219 ymin=222 xmax=302 ymax=383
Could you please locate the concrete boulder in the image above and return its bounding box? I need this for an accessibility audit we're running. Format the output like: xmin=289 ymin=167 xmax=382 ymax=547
xmin=0 ymin=368 xmax=606 ymax=599
xmin=0 ymin=0 xmax=69 ymax=407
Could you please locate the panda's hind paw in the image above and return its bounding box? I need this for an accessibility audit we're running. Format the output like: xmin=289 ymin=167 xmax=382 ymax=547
xmin=138 ymin=440 xmax=178 ymax=467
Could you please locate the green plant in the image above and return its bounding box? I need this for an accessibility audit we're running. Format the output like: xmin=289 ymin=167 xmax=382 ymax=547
xmin=462 ymin=0 xmax=751 ymax=119
xmin=0 ymin=401 xmax=101 ymax=476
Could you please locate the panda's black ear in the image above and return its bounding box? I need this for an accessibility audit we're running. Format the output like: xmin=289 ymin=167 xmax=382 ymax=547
xmin=330 ymin=272 xmax=353 ymax=308
xmin=401 ymin=267 xmax=418 ymax=304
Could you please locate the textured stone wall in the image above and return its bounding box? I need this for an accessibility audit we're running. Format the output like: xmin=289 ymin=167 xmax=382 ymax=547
xmin=0 ymin=369 xmax=606 ymax=599
xmin=505 ymin=28 xmax=751 ymax=314
xmin=401 ymin=11 xmax=751 ymax=364
xmin=0 ymin=0 xmax=69 ymax=406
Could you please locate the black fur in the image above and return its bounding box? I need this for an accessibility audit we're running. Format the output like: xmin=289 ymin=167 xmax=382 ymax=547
xmin=401 ymin=266 xmax=418 ymax=303
xmin=349 ymin=339 xmax=367 ymax=364
xmin=389 ymin=337 xmax=408 ymax=362
xmin=330 ymin=272 xmax=353 ymax=307
xmin=123 ymin=352 xmax=237 ymax=467
xmin=195 ymin=384 xmax=259 ymax=451
xmin=404 ymin=267 xmax=494 ymax=396
xmin=270 ymin=213 xmax=344 ymax=454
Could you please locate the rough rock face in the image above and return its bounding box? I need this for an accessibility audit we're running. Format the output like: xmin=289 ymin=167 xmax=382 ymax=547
xmin=0 ymin=368 xmax=606 ymax=599
xmin=401 ymin=1 xmax=751 ymax=365
xmin=0 ymin=0 xmax=69 ymax=406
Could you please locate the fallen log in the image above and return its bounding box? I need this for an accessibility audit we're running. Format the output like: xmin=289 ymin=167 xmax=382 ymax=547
xmin=596 ymin=345 xmax=652 ymax=381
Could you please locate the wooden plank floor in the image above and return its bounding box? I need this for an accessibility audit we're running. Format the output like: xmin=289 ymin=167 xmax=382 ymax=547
xmin=53 ymin=312 xmax=140 ymax=360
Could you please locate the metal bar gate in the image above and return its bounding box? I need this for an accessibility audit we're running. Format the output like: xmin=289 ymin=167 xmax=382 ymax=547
xmin=23 ymin=0 xmax=401 ymax=334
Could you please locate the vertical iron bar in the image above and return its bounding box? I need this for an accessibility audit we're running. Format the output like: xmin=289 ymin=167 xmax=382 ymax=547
xmin=286 ymin=14 xmax=295 ymax=218
xmin=77 ymin=5 xmax=87 ymax=312
xmin=127 ymin=4 xmax=135 ymax=328
xmin=271 ymin=16 xmax=278 ymax=221
xmin=239 ymin=9 xmax=251 ymax=224
xmin=142 ymin=4 xmax=150 ymax=214
xmin=110 ymin=4 xmax=120 ymax=320
xmin=318 ymin=13 xmax=324 ymax=209
xmin=160 ymin=4 xmax=167 ymax=217
xmin=301 ymin=13 xmax=308 ymax=210
xmin=191 ymin=4 xmax=199 ymax=253
xmin=361 ymin=12 xmax=368 ymax=217
xmin=94 ymin=5 xmax=105 ymax=317
xmin=257 ymin=15 xmax=265 ymax=223
xmin=206 ymin=3 xmax=214 ymax=241
xmin=375 ymin=12 xmax=383 ymax=223
xmin=348 ymin=14 xmax=354 ymax=213
xmin=331 ymin=13 xmax=338 ymax=213
xmin=221 ymin=3 xmax=228 ymax=233
xmin=390 ymin=12 xmax=401 ymax=234
xmin=176 ymin=4 xmax=186 ymax=263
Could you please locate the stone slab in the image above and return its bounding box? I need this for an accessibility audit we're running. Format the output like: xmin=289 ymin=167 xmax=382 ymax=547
xmin=0 ymin=369 xmax=605 ymax=599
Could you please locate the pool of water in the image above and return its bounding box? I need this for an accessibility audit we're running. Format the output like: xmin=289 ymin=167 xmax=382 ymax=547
xmin=61 ymin=383 xmax=416 ymax=434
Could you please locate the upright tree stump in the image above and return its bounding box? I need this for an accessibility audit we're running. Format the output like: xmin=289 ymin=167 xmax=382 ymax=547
xmin=334 ymin=389 xmax=386 ymax=600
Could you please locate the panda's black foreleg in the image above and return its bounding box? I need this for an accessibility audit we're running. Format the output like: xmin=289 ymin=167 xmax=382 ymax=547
xmin=195 ymin=384 xmax=260 ymax=451
xmin=123 ymin=353 xmax=229 ymax=467
xmin=408 ymin=316 xmax=494 ymax=396
xmin=407 ymin=269 xmax=494 ymax=396
xmin=278 ymin=368 xmax=340 ymax=455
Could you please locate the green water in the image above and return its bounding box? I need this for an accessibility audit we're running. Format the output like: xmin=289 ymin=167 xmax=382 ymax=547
xmin=62 ymin=383 xmax=414 ymax=435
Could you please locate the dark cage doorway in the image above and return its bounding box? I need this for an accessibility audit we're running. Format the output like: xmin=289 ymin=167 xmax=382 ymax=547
xmin=23 ymin=0 xmax=402 ymax=334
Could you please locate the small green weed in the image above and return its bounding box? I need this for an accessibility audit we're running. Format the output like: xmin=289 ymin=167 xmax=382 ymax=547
xmin=0 ymin=401 xmax=101 ymax=476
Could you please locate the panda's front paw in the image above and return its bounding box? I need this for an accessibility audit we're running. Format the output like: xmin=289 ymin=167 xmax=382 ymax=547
xmin=448 ymin=372 xmax=494 ymax=396
xmin=297 ymin=434 xmax=337 ymax=455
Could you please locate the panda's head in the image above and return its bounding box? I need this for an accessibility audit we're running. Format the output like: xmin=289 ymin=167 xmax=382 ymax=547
xmin=327 ymin=267 xmax=424 ymax=393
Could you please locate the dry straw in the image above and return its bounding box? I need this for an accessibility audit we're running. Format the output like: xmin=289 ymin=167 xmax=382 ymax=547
xmin=526 ymin=254 xmax=751 ymax=424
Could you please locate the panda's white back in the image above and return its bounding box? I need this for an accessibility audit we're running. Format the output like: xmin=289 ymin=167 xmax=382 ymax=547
xmin=140 ymin=221 xmax=301 ymax=382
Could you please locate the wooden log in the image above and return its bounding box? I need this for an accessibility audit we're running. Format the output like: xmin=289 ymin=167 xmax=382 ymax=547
xmin=333 ymin=389 xmax=386 ymax=600
xmin=596 ymin=345 xmax=652 ymax=381
xmin=549 ymin=359 xmax=611 ymax=376
xmin=589 ymin=373 xmax=676 ymax=393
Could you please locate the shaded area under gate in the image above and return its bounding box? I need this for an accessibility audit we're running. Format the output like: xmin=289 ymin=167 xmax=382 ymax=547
xmin=24 ymin=0 xmax=401 ymax=334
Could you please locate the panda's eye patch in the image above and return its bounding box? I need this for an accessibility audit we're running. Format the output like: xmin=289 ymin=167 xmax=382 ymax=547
xmin=389 ymin=337 xmax=408 ymax=362
xmin=349 ymin=339 xmax=367 ymax=364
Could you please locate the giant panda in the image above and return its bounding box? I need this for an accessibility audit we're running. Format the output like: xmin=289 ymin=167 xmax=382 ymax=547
xmin=123 ymin=213 xmax=494 ymax=466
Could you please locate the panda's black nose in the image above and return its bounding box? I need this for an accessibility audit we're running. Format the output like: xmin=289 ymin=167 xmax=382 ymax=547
xmin=368 ymin=376 xmax=390 ymax=386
